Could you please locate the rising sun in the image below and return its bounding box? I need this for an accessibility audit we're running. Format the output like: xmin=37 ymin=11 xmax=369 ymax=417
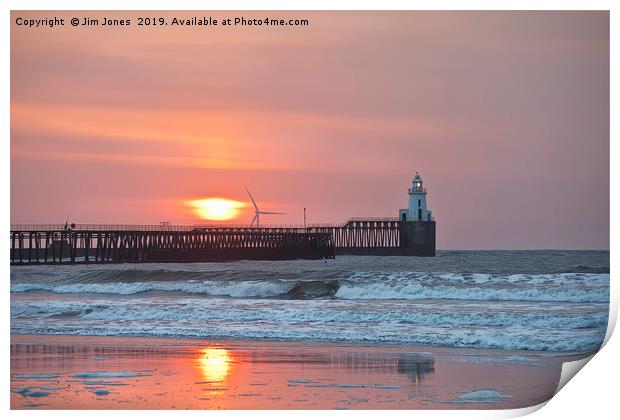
xmin=187 ymin=198 xmax=247 ymax=221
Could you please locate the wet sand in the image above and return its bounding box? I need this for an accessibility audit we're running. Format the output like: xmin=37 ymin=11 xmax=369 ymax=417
xmin=10 ymin=334 xmax=594 ymax=410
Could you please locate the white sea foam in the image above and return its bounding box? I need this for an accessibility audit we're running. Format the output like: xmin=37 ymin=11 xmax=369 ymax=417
xmin=10 ymin=298 xmax=608 ymax=330
xmin=336 ymin=272 xmax=609 ymax=303
xmin=10 ymin=316 xmax=606 ymax=352
xmin=10 ymin=296 xmax=608 ymax=352
xmin=10 ymin=272 xmax=609 ymax=303
xmin=454 ymin=390 xmax=512 ymax=403
xmin=10 ymin=262 xmax=609 ymax=352
xmin=10 ymin=280 xmax=294 ymax=298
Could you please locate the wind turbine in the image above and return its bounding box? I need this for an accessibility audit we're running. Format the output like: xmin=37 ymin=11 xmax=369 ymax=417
xmin=245 ymin=187 xmax=286 ymax=228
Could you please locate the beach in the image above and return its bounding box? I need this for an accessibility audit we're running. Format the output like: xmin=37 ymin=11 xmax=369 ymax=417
xmin=10 ymin=252 xmax=609 ymax=409
xmin=10 ymin=334 xmax=593 ymax=410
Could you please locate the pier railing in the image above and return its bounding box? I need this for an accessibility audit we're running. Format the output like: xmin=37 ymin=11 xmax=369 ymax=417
xmin=10 ymin=218 xmax=401 ymax=232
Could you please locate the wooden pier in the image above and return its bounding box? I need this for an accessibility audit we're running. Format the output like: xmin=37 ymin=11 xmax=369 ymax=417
xmin=10 ymin=228 xmax=335 ymax=265
xmin=10 ymin=219 xmax=435 ymax=265
xmin=312 ymin=219 xmax=402 ymax=254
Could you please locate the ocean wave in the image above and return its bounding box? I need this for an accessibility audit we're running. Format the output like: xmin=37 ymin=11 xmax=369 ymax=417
xmin=10 ymin=314 xmax=606 ymax=352
xmin=9 ymin=256 xmax=609 ymax=353
xmin=11 ymin=298 xmax=609 ymax=331
xmin=10 ymin=280 xmax=294 ymax=298
xmin=10 ymin=266 xmax=348 ymax=285
xmin=335 ymin=273 xmax=609 ymax=303
xmin=10 ymin=272 xmax=609 ymax=303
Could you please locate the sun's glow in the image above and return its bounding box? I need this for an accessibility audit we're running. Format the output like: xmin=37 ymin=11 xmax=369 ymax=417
xmin=187 ymin=198 xmax=247 ymax=221
xmin=198 ymin=348 xmax=232 ymax=383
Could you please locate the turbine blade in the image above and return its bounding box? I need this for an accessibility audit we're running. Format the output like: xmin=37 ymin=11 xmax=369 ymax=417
xmin=250 ymin=214 xmax=257 ymax=227
xmin=258 ymin=211 xmax=286 ymax=215
xmin=244 ymin=186 xmax=259 ymax=211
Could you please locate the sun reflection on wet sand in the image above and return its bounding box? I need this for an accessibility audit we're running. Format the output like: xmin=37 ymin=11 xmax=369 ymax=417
xmin=11 ymin=335 xmax=580 ymax=409
xmin=198 ymin=348 xmax=232 ymax=384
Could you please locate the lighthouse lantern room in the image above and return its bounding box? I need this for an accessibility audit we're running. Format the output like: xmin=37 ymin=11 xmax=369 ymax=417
xmin=399 ymin=172 xmax=433 ymax=222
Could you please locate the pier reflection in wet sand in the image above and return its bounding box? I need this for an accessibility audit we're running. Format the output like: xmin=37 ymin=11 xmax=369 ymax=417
xmin=11 ymin=335 xmax=580 ymax=409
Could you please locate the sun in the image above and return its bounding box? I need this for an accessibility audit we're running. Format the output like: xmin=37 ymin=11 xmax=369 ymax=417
xmin=187 ymin=198 xmax=247 ymax=221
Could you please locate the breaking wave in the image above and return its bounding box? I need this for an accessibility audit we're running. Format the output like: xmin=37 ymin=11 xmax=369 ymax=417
xmin=10 ymin=296 xmax=608 ymax=352
xmin=11 ymin=298 xmax=609 ymax=330
xmin=10 ymin=272 xmax=609 ymax=303
xmin=10 ymin=254 xmax=610 ymax=352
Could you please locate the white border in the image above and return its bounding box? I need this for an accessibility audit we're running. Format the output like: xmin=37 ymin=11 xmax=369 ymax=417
xmin=2 ymin=1 xmax=616 ymax=420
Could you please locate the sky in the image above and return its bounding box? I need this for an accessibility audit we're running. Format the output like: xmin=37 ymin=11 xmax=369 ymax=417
xmin=10 ymin=11 xmax=609 ymax=249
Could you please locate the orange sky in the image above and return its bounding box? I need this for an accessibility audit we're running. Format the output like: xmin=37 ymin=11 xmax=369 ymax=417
xmin=10 ymin=11 xmax=609 ymax=249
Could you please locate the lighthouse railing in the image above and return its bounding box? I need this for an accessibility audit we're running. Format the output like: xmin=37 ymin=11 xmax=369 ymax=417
xmin=408 ymin=187 xmax=427 ymax=193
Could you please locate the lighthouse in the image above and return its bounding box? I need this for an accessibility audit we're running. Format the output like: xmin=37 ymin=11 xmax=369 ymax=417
xmin=399 ymin=172 xmax=433 ymax=222
xmin=396 ymin=172 xmax=436 ymax=256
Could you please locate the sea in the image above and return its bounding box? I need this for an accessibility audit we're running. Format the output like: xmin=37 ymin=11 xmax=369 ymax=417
xmin=10 ymin=251 xmax=610 ymax=353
